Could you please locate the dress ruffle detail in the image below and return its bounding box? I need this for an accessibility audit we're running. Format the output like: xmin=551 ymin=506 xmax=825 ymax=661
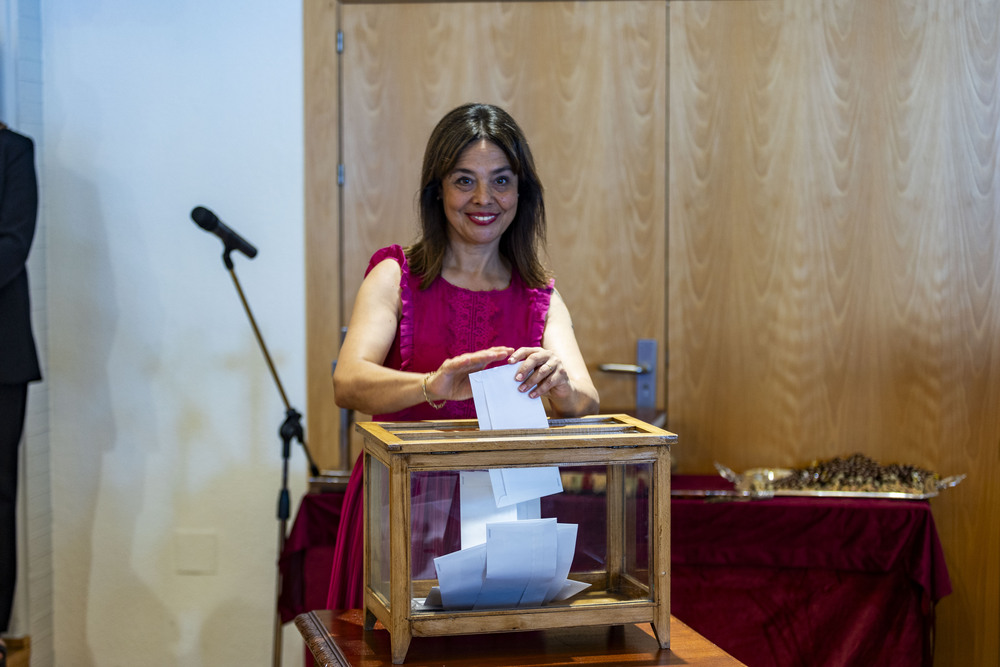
xmin=526 ymin=278 xmax=554 ymax=348
xmin=365 ymin=245 xmax=414 ymax=372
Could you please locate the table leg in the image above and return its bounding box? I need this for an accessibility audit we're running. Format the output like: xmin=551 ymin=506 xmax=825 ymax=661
xmin=653 ymin=449 xmax=671 ymax=648
xmin=389 ymin=457 xmax=412 ymax=663
xmin=390 ymin=631 xmax=413 ymax=665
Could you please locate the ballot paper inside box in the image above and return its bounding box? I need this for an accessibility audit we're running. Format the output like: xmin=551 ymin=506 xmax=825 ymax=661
xmin=357 ymin=415 xmax=676 ymax=664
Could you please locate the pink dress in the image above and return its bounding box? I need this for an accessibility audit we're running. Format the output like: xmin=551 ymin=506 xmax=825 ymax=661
xmin=326 ymin=245 xmax=553 ymax=608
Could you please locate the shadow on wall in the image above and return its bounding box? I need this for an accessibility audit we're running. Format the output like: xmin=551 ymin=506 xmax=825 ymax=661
xmin=47 ymin=163 xmax=177 ymax=665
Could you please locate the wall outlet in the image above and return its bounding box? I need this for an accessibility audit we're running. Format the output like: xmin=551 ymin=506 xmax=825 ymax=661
xmin=173 ymin=530 xmax=218 ymax=575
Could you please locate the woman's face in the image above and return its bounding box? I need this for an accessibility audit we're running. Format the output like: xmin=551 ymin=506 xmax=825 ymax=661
xmin=441 ymin=139 xmax=519 ymax=249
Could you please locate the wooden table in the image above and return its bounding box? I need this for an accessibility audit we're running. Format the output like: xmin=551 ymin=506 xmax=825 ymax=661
xmin=295 ymin=609 xmax=745 ymax=666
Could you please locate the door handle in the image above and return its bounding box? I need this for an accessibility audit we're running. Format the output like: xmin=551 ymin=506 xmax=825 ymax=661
xmin=598 ymin=363 xmax=650 ymax=375
xmin=598 ymin=339 xmax=658 ymax=412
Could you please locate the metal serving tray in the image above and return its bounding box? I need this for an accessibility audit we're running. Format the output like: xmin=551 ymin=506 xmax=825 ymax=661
xmin=700 ymin=463 xmax=966 ymax=501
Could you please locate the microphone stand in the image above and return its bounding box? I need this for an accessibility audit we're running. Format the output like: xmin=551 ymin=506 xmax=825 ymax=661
xmin=216 ymin=245 xmax=320 ymax=667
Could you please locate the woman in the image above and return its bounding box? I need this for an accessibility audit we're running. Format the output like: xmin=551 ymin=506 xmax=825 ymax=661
xmin=327 ymin=103 xmax=599 ymax=608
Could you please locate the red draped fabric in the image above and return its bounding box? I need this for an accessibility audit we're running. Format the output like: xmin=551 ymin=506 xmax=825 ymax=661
xmin=669 ymin=476 xmax=950 ymax=667
xmin=278 ymin=491 xmax=345 ymax=623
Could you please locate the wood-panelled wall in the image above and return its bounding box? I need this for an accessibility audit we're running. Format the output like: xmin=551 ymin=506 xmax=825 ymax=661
xmin=305 ymin=1 xmax=1000 ymax=664
xmin=668 ymin=2 xmax=1000 ymax=665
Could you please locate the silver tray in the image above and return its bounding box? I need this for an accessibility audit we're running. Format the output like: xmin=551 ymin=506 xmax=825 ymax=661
xmin=705 ymin=463 xmax=966 ymax=501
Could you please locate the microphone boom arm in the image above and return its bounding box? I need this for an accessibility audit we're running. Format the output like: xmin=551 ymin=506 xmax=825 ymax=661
xmin=225 ymin=257 xmax=319 ymax=476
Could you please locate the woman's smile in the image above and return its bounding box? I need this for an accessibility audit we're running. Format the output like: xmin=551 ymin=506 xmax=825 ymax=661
xmin=467 ymin=212 xmax=500 ymax=226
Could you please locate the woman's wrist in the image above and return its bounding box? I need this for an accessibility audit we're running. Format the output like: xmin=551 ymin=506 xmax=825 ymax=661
xmin=421 ymin=372 xmax=446 ymax=409
xmin=549 ymin=379 xmax=599 ymax=417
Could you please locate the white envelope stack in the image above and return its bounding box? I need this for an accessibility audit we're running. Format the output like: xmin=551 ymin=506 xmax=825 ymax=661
xmin=423 ymin=364 xmax=589 ymax=610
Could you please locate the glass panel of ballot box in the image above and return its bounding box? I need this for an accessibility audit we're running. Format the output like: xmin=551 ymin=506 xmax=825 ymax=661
xmin=359 ymin=415 xmax=676 ymax=664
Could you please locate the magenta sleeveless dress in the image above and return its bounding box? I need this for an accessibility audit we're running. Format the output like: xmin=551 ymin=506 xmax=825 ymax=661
xmin=325 ymin=245 xmax=553 ymax=609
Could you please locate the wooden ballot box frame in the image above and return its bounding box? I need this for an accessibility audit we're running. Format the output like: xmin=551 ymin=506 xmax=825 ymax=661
xmin=358 ymin=414 xmax=677 ymax=664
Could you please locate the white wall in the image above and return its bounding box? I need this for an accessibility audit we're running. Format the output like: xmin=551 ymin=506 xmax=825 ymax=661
xmin=41 ymin=1 xmax=309 ymax=664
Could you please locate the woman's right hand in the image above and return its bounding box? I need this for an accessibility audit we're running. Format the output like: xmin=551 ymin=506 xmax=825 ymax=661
xmin=422 ymin=346 xmax=514 ymax=403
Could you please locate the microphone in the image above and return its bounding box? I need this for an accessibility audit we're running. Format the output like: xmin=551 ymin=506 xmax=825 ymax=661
xmin=191 ymin=206 xmax=258 ymax=259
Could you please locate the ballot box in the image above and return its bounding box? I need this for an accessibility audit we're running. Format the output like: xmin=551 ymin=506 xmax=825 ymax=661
xmin=358 ymin=414 xmax=677 ymax=664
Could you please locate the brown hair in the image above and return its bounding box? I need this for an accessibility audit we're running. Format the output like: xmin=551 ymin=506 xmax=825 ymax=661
xmin=406 ymin=103 xmax=549 ymax=289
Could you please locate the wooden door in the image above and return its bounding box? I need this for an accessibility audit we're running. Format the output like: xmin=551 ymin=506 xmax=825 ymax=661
xmin=333 ymin=1 xmax=667 ymax=459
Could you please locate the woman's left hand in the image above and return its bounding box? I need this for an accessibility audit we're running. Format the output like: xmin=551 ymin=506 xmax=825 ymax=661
xmin=507 ymin=347 xmax=572 ymax=400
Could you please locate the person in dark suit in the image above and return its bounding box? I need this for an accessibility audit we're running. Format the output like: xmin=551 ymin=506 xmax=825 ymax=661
xmin=0 ymin=122 xmax=41 ymax=665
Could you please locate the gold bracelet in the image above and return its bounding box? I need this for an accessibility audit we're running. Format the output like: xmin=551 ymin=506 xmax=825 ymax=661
xmin=422 ymin=372 xmax=446 ymax=409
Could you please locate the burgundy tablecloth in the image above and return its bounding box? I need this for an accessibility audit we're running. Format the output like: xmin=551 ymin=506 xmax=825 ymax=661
xmin=669 ymin=476 xmax=950 ymax=667
xmin=671 ymin=475 xmax=951 ymax=600
xmin=278 ymin=476 xmax=951 ymax=667
xmin=278 ymin=491 xmax=344 ymax=624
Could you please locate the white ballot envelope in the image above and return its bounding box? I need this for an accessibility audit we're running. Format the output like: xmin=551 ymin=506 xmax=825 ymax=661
xmin=433 ymin=543 xmax=487 ymax=610
xmin=458 ymin=471 xmax=519 ymax=548
xmin=543 ymin=523 xmax=584 ymax=604
xmin=489 ymin=467 xmax=563 ymax=508
xmin=469 ymin=364 xmax=549 ymax=430
xmin=481 ymin=518 xmax=558 ymax=608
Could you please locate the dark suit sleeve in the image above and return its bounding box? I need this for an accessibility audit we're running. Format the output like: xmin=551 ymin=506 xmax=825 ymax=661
xmin=0 ymin=131 xmax=40 ymax=290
